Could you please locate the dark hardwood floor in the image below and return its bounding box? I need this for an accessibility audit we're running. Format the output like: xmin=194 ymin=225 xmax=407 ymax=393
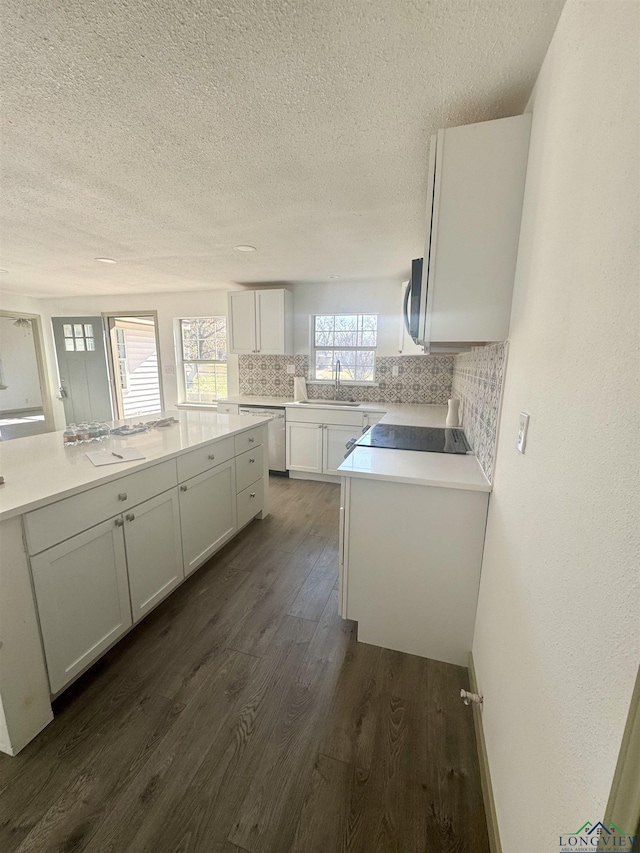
xmin=0 ymin=476 xmax=490 ymax=853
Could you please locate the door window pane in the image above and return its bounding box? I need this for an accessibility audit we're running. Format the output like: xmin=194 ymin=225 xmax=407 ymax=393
xmin=74 ymin=324 xmax=83 ymax=337
xmin=63 ymin=324 xmax=73 ymax=337
xmin=86 ymin=338 xmax=95 ymax=351
xmin=84 ymin=324 xmax=93 ymax=337
xmin=64 ymin=338 xmax=75 ymax=351
xmin=75 ymin=338 xmax=85 ymax=351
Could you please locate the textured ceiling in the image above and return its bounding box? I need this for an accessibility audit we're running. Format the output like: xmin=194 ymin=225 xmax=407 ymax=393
xmin=0 ymin=0 xmax=564 ymax=297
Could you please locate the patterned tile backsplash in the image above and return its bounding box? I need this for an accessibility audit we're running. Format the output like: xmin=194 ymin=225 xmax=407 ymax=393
xmin=451 ymin=342 xmax=508 ymax=484
xmin=238 ymin=354 xmax=454 ymax=404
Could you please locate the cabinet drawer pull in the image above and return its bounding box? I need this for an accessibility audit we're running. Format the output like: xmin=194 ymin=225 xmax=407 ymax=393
xmin=250 ymin=492 xmax=256 ymax=498
xmin=125 ymin=512 xmax=135 ymax=522
xmin=249 ymin=458 xmax=255 ymax=463
xmin=180 ymin=484 xmax=188 ymax=492
xmin=208 ymin=453 xmax=215 ymax=460
xmin=118 ymin=493 xmax=127 ymax=501
xmin=248 ymin=437 xmax=255 ymax=443
xmin=115 ymin=517 xmax=124 ymax=527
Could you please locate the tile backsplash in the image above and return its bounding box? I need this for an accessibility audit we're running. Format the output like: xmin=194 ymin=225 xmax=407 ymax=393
xmin=238 ymin=354 xmax=454 ymax=404
xmin=451 ymin=342 xmax=508 ymax=484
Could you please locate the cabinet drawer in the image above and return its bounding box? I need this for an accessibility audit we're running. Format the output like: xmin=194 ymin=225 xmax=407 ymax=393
xmin=24 ymin=460 xmax=178 ymax=556
xmin=234 ymin=426 xmax=263 ymax=455
xmin=285 ymin=407 xmax=365 ymax=427
xmin=217 ymin=402 xmax=239 ymax=415
xmin=176 ymin=436 xmax=235 ymax=483
xmin=235 ymin=445 xmax=264 ymax=493
xmin=237 ymin=479 xmax=264 ymax=529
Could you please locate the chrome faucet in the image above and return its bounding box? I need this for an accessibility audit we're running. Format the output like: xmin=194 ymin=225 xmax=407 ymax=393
xmin=334 ymin=359 xmax=341 ymax=398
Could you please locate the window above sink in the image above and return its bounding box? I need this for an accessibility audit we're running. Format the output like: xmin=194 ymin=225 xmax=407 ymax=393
xmin=311 ymin=314 xmax=378 ymax=385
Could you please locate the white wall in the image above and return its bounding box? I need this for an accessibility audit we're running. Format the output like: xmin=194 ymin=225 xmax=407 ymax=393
xmin=290 ymin=279 xmax=422 ymax=356
xmin=0 ymin=318 xmax=43 ymax=411
xmin=472 ymin=3 xmax=640 ymax=851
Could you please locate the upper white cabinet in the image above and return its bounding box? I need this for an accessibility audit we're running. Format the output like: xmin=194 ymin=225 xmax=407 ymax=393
xmin=228 ymin=289 xmax=293 ymax=355
xmin=420 ymin=114 xmax=531 ymax=347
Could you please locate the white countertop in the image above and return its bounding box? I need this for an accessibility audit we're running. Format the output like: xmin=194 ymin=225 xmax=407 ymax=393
xmin=0 ymin=410 xmax=271 ymax=521
xmin=338 ymin=404 xmax=491 ymax=492
xmin=218 ymin=395 xmax=295 ymax=407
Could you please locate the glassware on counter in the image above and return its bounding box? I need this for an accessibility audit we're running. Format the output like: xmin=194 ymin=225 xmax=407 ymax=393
xmin=88 ymin=421 xmax=101 ymax=441
xmin=98 ymin=422 xmax=111 ymax=438
xmin=63 ymin=424 xmax=78 ymax=446
xmin=76 ymin=422 xmax=91 ymax=443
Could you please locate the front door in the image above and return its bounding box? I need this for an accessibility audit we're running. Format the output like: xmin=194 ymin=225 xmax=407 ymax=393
xmin=52 ymin=317 xmax=113 ymax=424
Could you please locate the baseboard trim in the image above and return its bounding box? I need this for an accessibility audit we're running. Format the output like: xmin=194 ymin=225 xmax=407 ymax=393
xmin=469 ymin=651 xmax=502 ymax=853
xmin=288 ymin=470 xmax=340 ymax=483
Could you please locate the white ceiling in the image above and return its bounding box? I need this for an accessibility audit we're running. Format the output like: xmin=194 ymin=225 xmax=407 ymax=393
xmin=0 ymin=0 xmax=564 ymax=298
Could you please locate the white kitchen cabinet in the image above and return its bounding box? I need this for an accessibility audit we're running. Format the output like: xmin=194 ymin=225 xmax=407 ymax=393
xmin=286 ymin=421 xmax=324 ymax=473
xmin=418 ymin=114 xmax=531 ymax=347
xmin=217 ymin=402 xmax=239 ymax=415
xmin=179 ymin=459 xmax=237 ymax=575
xmin=323 ymin=425 xmax=358 ymax=475
xmin=228 ymin=288 xmax=293 ymax=355
xmin=124 ymin=488 xmax=184 ymax=623
xmin=30 ymin=518 xmax=132 ymax=694
xmin=340 ymin=476 xmax=489 ymax=666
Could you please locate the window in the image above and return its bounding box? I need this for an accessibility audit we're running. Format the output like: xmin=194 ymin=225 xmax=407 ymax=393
xmin=62 ymin=322 xmax=95 ymax=352
xmin=312 ymin=314 xmax=378 ymax=383
xmin=179 ymin=317 xmax=228 ymax=403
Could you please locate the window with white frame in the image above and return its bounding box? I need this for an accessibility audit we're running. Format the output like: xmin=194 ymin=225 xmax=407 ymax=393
xmin=312 ymin=314 xmax=378 ymax=383
xmin=178 ymin=317 xmax=228 ymax=403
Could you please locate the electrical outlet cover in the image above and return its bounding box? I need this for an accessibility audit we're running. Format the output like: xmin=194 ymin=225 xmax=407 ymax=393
xmin=517 ymin=412 xmax=530 ymax=453
xmin=392 ymin=365 xmax=399 ymax=377
xmin=286 ymin=364 xmax=295 ymax=374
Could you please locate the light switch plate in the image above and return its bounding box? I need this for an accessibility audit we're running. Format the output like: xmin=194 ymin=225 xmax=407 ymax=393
xmin=517 ymin=412 xmax=530 ymax=453
xmin=286 ymin=364 xmax=295 ymax=375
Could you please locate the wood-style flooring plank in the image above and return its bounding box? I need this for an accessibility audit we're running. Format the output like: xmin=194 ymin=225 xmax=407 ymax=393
xmin=288 ymin=753 xmax=351 ymax=853
xmin=229 ymin=587 xmax=353 ymax=853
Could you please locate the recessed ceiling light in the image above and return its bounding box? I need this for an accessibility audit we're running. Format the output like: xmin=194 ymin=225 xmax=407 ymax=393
xmin=328 ymin=275 xmax=341 ymax=279
xmin=95 ymin=257 xmax=117 ymax=264
xmin=234 ymin=245 xmax=256 ymax=252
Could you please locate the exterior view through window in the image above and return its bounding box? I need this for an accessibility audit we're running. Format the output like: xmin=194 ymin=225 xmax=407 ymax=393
xmin=312 ymin=314 xmax=377 ymax=382
xmin=180 ymin=317 xmax=228 ymax=403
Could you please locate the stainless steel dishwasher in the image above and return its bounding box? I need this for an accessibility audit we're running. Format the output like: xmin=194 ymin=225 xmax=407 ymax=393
xmin=238 ymin=406 xmax=287 ymax=474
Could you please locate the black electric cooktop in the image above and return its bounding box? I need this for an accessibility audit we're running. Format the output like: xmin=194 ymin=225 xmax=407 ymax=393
xmin=358 ymin=424 xmax=472 ymax=454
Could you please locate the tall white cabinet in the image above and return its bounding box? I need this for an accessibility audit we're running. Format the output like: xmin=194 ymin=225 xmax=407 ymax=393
xmin=418 ymin=113 xmax=531 ymax=347
xmin=228 ymin=288 xmax=293 ymax=355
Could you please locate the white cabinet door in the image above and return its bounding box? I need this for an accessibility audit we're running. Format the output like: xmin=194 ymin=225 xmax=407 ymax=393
xmin=255 ymin=290 xmax=285 ymax=354
xmin=286 ymin=422 xmax=323 ymax=473
xmin=228 ymin=291 xmax=257 ymax=354
xmin=323 ymin=425 xmax=359 ymax=475
xmin=179 ymin=459 xmax=237 ymax=575
xmin=124 ymin=488 xmax=184 ymax=623
xmin=30 ymin=518 xmax=132 ymax=693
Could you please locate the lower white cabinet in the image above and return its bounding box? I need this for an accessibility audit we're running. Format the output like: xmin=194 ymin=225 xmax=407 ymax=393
xmin=124 ymin=488 xmax=184 ymax=623
xmin=30 ymin=518 xmax=132 ymax=694
xmin=323 ymin=425 xmax=359 ymax=475
xmin=287 ymin=420 xmax=364 ymax=476
xmin=286 ymin=422 xmax=324 ymax=473
xmin=179 ymin=458 xmax=237 ymax=575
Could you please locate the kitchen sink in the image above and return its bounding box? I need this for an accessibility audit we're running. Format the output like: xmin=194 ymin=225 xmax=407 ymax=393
xmin=299 ymin=399 xmax=361 ymax=407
